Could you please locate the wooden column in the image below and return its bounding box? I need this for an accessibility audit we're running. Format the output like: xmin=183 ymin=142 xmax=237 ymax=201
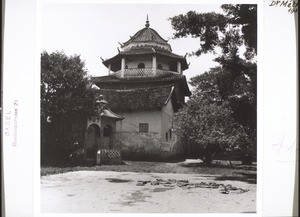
xmin=108 ymin=64 xmax=111 ymax=75
xmin=121 ymin=58 xmax=125 ymax=78
xmin=177 ymin=61 xmax=182 ymax=74
xmin=152 ymin=55 xmax=157 ymax=75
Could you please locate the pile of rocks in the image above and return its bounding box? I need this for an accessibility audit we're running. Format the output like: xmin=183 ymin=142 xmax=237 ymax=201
xmin=136 ymin=178 xmax=249 ymax=194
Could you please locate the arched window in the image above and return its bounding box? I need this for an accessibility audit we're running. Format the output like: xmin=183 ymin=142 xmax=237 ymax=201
xmin=87 ymin=124 xmax=100 ymax=137
xmin=125 ymin=65 xmax=128 ymax=69
xmin=138 ymin=63 xmax=145 ymax=68
xmin=157 ymin=64 xmax=163 ymax=69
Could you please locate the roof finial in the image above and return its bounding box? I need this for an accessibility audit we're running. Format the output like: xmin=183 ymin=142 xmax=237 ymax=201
xmin=145 ymin=14 xmax=150 ymax=28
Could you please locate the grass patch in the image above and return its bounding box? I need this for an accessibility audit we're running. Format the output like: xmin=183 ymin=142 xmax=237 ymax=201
xmin=41 ymin=160 xmax=256 ymax=182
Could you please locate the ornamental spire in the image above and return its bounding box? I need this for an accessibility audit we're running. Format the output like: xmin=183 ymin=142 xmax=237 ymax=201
xmin=145 ymin=14 xmax=150 ymax=28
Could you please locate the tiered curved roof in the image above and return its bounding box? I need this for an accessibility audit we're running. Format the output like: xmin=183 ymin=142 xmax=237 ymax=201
xmin=121 ymin=26 xmax=171 ymax=51
xmin=92 ymin=73 xmax=191 ymax=96
xmin=102 ymin=17 xmax=188 ymax=71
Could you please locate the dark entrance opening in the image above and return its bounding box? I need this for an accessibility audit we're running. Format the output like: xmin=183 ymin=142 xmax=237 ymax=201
xmin=103 ymin=124 xmax=113 ymax=149
xmin=86 ymin=124 xmax=100 ymax=159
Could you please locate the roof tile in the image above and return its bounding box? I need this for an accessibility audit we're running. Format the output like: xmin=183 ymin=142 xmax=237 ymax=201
xmin=97 ymin=86 xmax=174 ymax=112
xmin=122 ymin=28 xmax=168 ymax=47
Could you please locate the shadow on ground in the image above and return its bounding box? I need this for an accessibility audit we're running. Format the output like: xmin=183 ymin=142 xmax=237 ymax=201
xmin=214 ymin=172 xmax=257 ymax=184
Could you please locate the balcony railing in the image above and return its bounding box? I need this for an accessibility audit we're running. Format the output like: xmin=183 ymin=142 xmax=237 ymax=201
xmin=113 ymin=68 xmax=180 ymax=78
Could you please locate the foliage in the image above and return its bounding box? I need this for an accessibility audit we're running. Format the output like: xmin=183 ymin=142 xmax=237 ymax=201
xmin=169 ymin=4 xmax=257 ymax=58
xmin=170 ymin=5 xmax=257 ymax=163
xmin=41 ymin=51 xmax=96 ymax=121
xmin=41 ymin=51 xmax=97 ymax=162
xmin=173 ymin=72 xmax=252 ymax=163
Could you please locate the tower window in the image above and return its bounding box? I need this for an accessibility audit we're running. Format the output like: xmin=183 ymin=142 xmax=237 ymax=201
xmin=138 ymin=63 xmax=145 ymax=68
xmin=170 ymin=62 xmax=177 ymax=72
xmin=139 ymin=123 xmax=148 ymax=132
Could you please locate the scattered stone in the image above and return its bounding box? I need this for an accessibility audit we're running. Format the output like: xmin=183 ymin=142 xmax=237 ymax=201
xmin=177 ymin=183 xmax=189 ymax=187
xmin=220 ymin=189 xmax=229 ymax=194
xmin=167 ymin=179 xmax=177 ymax=184
xmin=137 ymin=180 xmax=150 ymax=186
xmin=156 ymin=179 xmax=171 ymax=184
xmin=151 ymin=181 xmax=159 ymax=185
xmin=237 ymin=188 xmax=250 ymax=194
xmin=135 ymin=178 xmax=249 ymax=194
xmin=163 ymin=184 xmax=176 ymax=188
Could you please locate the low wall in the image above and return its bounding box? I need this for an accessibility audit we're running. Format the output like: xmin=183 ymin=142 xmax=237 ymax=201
xmin=99 ymin=149 xmax=122 ymax=165
xmin=112 ymin=132 xmax=186 ymax=161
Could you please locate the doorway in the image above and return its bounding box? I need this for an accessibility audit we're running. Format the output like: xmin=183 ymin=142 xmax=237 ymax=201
xmin=85 ymin=124 xmax=100 ymax=159
xmin=103 ymin=124 xmax=113 ymax=149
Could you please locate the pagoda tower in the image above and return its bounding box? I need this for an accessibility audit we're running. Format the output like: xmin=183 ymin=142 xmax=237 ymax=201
xmin=92 ymin=17 xmax=191 ymax=160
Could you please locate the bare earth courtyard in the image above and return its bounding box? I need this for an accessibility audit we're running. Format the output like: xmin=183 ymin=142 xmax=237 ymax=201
xmin=41 ymin=161 xmax=256 ymax=213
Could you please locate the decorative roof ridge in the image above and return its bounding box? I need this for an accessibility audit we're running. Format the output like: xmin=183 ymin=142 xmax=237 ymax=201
xmin=145 ymin=14 xmax=150 ymax=28
xmin=164 ymin=86 xmax=175 ymax=105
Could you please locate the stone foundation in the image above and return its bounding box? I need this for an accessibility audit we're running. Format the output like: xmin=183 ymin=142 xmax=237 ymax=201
xmin=112 ymin=132 xmax=185 ymax=161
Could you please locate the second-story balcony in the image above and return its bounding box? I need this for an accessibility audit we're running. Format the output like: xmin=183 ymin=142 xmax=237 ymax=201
xmin=113 ymin=68 xmax=180 ymax=78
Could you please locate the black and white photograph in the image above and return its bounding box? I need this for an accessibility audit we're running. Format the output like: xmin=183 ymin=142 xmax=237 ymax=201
xmin=2 ymin=0 xmax=298 ymax=216
xmin=40 ymin=3 xmax=257 ymax=213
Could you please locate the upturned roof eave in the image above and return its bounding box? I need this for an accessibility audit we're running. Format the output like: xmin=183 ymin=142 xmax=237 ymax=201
xmin=102 ymin=51 xmax=188 ymax=69
xmin=164 ymin=86 xmax=175 ymax=105
xmin=100 ymin=108 xmax=124 ymax=120
xmin=92 ymin=75 xmax=191 ymax=97
xmin=102 ymin=53 xmax=121 ymax=67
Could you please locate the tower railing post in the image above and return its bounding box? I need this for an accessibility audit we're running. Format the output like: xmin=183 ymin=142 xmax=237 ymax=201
xmin=108 ymin=64 xmax=111 ymax=75
xmin=152 ymin=55 xmax=157 ymax=75
xmin=177 ymin=61 xmax=182 ymax=74
xmin=121 ymin=58 xmax=125 ymax=78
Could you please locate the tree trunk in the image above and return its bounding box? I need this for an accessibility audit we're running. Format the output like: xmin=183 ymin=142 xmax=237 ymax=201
xmin=229 ymin=160 xmax=233 ymax=168
xmin=204 ymin=148 xmax=212 ymax=165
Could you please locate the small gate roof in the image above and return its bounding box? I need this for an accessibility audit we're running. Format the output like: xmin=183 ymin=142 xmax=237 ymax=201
xmin=100 ymin=108 xmax=124 ymax=120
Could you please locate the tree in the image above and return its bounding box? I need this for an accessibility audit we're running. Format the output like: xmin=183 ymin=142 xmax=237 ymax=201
xmin=170 ymin=4 xmax=257 ymax=164
xmin=173 ymin=71 xmax=252 ymax=165
xmin=41 ymin=51 xmax=96 ymax=120
xmin=169 ymin=4 xmax=257 ymax=57
xmin=41 ymin=51 xmax=96 ymax=162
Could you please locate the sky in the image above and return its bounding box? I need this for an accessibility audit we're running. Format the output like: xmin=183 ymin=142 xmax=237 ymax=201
xmin=41 ymin=3 xmax=224 ymax=82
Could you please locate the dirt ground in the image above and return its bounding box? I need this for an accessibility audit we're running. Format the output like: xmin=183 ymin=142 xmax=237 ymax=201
xmin=41 ymin=161 xmax=256 ymax=213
